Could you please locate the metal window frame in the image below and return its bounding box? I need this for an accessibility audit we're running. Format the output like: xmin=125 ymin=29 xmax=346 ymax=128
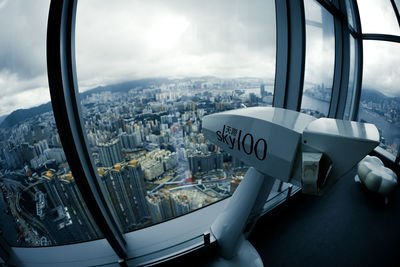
xmin=274 ymin=0 xmax=354 ymax=119
xmin=273 ymin=0 xmax=306 ymax=111
xmin=347 ymin=0 xmax=400 ymax=122
xmin=316 ymin=0 xmax=342 ymax=17
xmin=351 ymin=0 xmax=400 ymax=164
xmin=336 ymin=0 xmax=361 ymax=121
xmin=273 ymin=0 xmax=290 ymax=108
xmin=347 ymin=0 xmax=363 ymax=122
xmin=46 ymin=0 xmax=127 ymax=261
xmin=329 ymin=0 xmax=350 ymax=118
xmin=274 ymin=0 xmax=400 ymax=165
xmin=362 ymin=33 xmax=400 ymax=43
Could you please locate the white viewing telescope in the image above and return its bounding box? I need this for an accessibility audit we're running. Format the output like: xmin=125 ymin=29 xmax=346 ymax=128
xmin=202 ymin=107 xmax=379 ymax=266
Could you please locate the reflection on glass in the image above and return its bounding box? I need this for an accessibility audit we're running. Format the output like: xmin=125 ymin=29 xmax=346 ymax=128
xmin=357 ymin=0 xmax=400 ymax=35
xmin=396 ymin=0 xmax=400 ymax=13
xmin=344 ymin=36 xmax=356 ymax=120
xmin=345 ymin=0 xmax=355 ymax=28
xmin=301 ymin=0 xmax=335 ymax=118
xmin=76 ymin=0 xmax=276 ymax=232
xmin=359 ymin=41 xmax=400 ymax=157
xmin=0 ymin=1 xmax=102 ymax=246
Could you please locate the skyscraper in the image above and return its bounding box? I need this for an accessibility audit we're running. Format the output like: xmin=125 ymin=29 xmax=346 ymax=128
xmin=118 ymin=131 xmax=142 ymax=149
xmin=146 ymin=195 xmax=163 ymax=223
xmin=98 ymin=161 xmax=150 ymax=231
xmin=127 ymin=161 xmax=150 ymax=222
xmin=260 ymin=83 xmax=266 ymax=97
xmin=98 ymin=139 xmax=123 ymax=167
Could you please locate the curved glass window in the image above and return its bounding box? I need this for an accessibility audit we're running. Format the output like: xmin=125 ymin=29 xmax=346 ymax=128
xmin=357 ymin=0 xmax=400 ymax=35
xmin=0 ymin=0 xmax=102 ymax=247
xmin=359 ymin=40 xmax=400 ymax=158
xmin=301 ymin=0 xmax=335 ymax=118
xmin=75 ymin=0 xmax=276 ymax=233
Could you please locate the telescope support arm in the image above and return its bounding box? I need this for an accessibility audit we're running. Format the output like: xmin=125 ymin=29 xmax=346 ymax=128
xmin=210 ymin=167 xmax=275 ymax=261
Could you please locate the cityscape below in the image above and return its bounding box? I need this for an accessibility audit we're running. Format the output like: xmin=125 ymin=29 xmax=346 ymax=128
xmin=0 ymin=76 xmax=398 ymax=247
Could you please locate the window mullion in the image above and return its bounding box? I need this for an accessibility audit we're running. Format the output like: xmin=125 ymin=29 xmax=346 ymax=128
xmin=273 ymin=0 xmax=289 ymax=108
xmin=47 ymin=0 xmax=127 ymax=261
xmin=331 ymin=0 xmax=350 ymax=119
xmin=284 ymin=0 xmax=306 ymax=111
xmin=349 ymin=0 xmax=363 ymax=121
xmin=273 ymin=0 xmax=306 ymax=111
xmin=362 ymin=34 xmax=400 ymax=43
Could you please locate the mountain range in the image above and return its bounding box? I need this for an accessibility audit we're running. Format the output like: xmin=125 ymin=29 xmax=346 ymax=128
xmin=0 ymin=78 xmax=168 ymax=129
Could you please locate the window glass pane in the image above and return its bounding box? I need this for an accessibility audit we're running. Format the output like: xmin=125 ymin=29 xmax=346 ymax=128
xmin=0 ymin=1 xmax=102 ymax=246
xmin=76 ymin=0 xmax=276 ymax=232
xmin=344 ymin=35 xmax=356 ymax=120
xmin=357 ymin=0 xmax=400 ymax=35
xmin=359 ymin=41 xmax=400 ymax=157
xmin=301 ymin=0 xmax=335 ymax=118
xmin=345 ymin=0 xmax=355 ymax=28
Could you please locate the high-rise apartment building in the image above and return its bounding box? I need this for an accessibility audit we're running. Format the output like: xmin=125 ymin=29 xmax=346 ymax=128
xmin=188 ymin=152 xmax=223 ymax=174
xmin=98 ymin=161 xmax=150 ymax=231
xmin=98 ymin=139 xmax=123 ymax=167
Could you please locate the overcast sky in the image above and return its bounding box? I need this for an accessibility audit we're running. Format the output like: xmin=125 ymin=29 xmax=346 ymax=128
xmin=75 ymin=0 xmax=276 ymax=91
xmin=0 ymin=0 xmax=399 ymax=116
xmin=0 ymin=0 xmax=51 ymax=116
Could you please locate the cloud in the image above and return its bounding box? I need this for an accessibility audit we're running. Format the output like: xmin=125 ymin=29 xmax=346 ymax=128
xmin=303 ymin=9 xmax=335 ymax=89
xmin=0 ymin=1 xmax=50 ymax=79
xmin=363 ymin=41 xmax=400 ymax=97
xmin=1 ymin=0 xmax=399 ymax=117
xmin=357 ymin=0 xmax=400 ymax=36
xmin=0 ymin=71 xmax=50 ymax=115
xmin=0 ymin=0 xmax=50 ymax=116
xmin=75 ymin=0 xmax=277 ymax=90
xmin=356 ymin=0 xmax=400 ymax=97
xmin=0 ymin=85 xmax=50 ymax=116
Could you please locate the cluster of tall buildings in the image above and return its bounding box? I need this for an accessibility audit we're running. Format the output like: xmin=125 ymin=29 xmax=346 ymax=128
xmin=0 ymin=77 xmax=270 ymax=246
xmin=0 ymin=112 xmax=63 ymax=171
xmin=2 ymin=135 xmax=64 ymax=170
xmin=8 ymin=169 xmax=105 ymax=245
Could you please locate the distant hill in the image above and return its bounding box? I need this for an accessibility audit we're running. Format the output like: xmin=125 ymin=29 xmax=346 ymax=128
xmin=0 ymin=78 xmax=168 ymax=129
xmin=360 ymin=88 xmax=387 ymax=102
xmin=0 ymin=102 xmax=53 ymax=128
xmin=361 ymin=88 xmax=400 ymax=104
xmin=6 ymin=79 xmax=393 ymax=129
xmin=80 ymin=78 xmax=169 ymax=97
xmin=0 ymin=115 xmax=6 ymax=125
